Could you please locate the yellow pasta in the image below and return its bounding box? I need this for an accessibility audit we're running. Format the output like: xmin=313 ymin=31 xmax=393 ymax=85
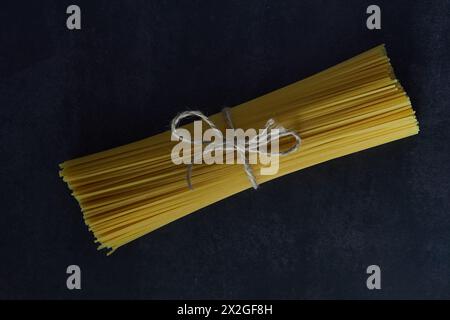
xmin=59 ymin=45 xmax=419 ymax=254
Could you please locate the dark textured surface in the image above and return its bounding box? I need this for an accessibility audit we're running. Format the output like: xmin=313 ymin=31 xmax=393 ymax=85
xmin=0 ymin=0 xmax=449 ymax=299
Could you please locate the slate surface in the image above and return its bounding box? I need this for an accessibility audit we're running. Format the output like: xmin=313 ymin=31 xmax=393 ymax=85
xmin=0 ymin=0 xmax=449 ymax=299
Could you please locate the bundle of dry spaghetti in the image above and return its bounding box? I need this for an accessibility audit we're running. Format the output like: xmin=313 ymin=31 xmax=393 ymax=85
xmin=59 ymin=45 xmax=419 ymax=254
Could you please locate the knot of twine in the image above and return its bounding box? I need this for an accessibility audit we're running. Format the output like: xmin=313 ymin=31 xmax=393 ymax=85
xmin=171 ymin=107 xmax=301 ymax=190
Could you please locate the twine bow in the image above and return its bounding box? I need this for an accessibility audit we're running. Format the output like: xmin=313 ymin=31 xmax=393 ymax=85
xmin=171 ymin=107 xmax=301 ymax=190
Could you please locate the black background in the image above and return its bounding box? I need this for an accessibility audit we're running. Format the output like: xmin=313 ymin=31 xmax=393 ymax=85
xmin=1 ymin=0 xmax=449 ymax=299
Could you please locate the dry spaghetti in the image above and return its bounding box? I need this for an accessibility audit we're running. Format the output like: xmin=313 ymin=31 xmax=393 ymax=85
xmin=59 ymin=45 xmax=419 ymax=254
